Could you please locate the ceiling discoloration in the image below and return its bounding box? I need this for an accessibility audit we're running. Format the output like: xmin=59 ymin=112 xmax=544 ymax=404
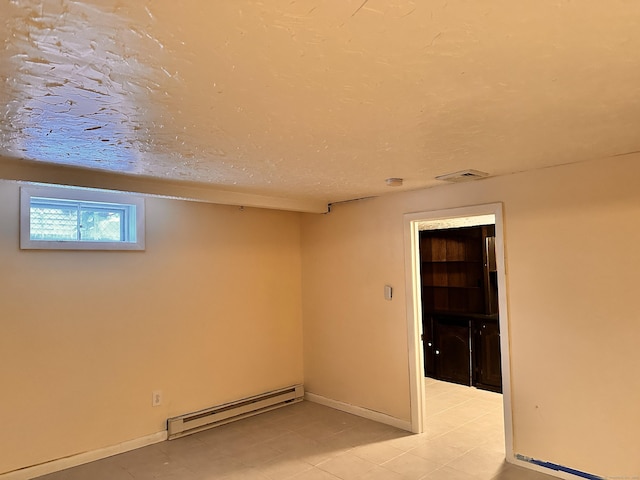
xmin=2 ymin=0 xmax=640 ymax=209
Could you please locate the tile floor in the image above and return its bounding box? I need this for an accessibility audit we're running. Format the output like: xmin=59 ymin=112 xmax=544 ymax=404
xmin=37 ymin=380 xmax=555 ymax=480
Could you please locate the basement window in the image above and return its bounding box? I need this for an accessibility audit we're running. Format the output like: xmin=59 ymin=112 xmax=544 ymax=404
xmin=20 ymin=185 xmax=145 ymax=250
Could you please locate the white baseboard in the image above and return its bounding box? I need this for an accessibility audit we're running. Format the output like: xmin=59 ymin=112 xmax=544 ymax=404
xmin=305 ymin=392 xmax=412 ymax=432
xmin=0 ymin=431 xmax=167 ymax=480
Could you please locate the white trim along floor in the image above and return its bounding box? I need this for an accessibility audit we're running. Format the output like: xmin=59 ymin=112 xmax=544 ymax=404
xmin=35 ymin=380 xmax=556 ymax=480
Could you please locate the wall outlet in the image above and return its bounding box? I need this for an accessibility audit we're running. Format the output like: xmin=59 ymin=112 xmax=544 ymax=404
xmin=152 ymin=390 xmax=162 ymax=407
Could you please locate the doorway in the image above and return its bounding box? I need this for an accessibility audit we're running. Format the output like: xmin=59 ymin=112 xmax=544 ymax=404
xmin=403 ymin=203 xmax=513 ymax=460
xmin=420 ymin=223 xmax=501 ymax=392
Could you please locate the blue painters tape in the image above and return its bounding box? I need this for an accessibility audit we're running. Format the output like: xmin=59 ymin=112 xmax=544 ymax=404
xmin=515 ymin=454 xmax=604 ymax=480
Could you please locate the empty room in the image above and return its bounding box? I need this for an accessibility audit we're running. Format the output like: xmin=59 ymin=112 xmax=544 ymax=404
xmin=1 ymin=1 xmax=639 ymax=480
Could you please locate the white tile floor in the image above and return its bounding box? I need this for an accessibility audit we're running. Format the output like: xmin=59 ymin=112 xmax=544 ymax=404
xmin=37 ymin=380 xmax=555 ymax=480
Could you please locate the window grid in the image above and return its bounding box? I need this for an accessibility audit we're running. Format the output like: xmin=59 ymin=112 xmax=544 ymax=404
xmin=30 ymin=198 xmax=130 ymax=243
xmin=20 ymin=185 xmax=145 ymax=251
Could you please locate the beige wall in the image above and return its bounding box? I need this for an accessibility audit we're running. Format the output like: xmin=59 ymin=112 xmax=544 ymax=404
xmin=3 ymin=155 xmax=639 ymax=477
xmin=0 ymin=182 xmax=303 ymax=475
xmin=301 ymin=156 xmax=640 ymax=478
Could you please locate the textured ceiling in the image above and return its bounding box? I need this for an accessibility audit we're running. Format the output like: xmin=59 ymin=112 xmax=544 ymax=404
xmin=1 ymin=1 xmax=640 ymax=211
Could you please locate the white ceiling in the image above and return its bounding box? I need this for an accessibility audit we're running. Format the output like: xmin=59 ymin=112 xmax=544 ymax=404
xmin=1 ymin=1 xmax=640 ymax=211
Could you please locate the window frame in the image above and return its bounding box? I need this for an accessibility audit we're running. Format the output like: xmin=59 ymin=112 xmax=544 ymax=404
xmin=20 ymin=185 xmax=145 ymax=251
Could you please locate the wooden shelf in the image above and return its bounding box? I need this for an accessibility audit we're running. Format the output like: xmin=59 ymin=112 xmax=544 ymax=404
xmin=422 ymin=260 xmax=482 ymax=264
xmin=423 ymin=285 xmax=482 ymax=289
xmin=422 ymin=263 xmax=483 ymax=286
xmin=420 ymin=224 xmax=501 ymax=393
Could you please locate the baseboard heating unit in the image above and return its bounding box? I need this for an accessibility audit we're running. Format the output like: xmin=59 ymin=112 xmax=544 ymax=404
xmin=167 ymin=385 xmax=304 ymax=440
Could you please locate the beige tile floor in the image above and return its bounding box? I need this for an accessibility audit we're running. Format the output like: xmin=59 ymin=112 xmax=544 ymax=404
xmin=37 ymin=380 xmax=555 ymax=480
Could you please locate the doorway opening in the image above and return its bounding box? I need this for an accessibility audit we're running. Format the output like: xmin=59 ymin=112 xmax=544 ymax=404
xmin=403 ymin=203 xmax=513 ymax=460
xmin=420 ymin=222 xmax=501 ymax=391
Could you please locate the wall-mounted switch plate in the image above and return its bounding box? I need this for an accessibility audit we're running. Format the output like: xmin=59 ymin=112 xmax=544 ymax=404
xmin=152 ymin=390 xmax=162 ymax=407
xmin=384 ymin=285 xmax=393 ymax=300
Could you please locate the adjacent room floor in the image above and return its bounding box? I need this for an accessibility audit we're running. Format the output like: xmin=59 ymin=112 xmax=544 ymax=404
xmin=37 ymin=380 xmax=555 ymax=480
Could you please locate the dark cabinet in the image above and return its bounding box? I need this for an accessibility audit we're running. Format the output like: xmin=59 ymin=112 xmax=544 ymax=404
xmin=474 ymin=319 xmax=502 ymax=391
xmin=420 ymin=225 xmax=502 ymax=392
xmin=433 ymin=316 xmax=471 ymax=386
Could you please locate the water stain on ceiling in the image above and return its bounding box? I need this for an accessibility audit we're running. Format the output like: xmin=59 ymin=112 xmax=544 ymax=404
xmin=1 ymin=0 xmax=640 ymax=210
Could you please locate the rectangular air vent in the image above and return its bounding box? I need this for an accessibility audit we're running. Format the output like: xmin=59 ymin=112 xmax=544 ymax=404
xmin=435 ymin=169 xmax=489 ymax=183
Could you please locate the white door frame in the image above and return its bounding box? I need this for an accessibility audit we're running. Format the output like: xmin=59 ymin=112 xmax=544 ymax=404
xmin=403 ymin=202 xmax=514 ymax=461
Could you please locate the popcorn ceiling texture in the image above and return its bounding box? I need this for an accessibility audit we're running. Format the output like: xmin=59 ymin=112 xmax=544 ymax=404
xmin=2 ymin=0 xmax=640 ymax=205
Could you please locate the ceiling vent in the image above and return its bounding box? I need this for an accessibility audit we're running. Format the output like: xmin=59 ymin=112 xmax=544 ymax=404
xmin=435 ymin=169 xmax=489 ymax=183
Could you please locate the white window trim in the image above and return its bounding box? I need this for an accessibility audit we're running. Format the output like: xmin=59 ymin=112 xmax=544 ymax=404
xmin=20 ymin=185 xmax=145 ymax=251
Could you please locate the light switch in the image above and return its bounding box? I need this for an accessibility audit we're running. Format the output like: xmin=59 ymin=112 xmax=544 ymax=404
xmin=384 ymin=285 xmax=393 ymax=300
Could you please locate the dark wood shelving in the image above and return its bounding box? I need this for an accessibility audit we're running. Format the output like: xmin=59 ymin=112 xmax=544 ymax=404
xmin=422 ymin=260 xmax=483 ymax=263
xmin=420 ymin=224 xmax=502 ymax=392
xmin=422 ymin=285 xmax=482 ymax=290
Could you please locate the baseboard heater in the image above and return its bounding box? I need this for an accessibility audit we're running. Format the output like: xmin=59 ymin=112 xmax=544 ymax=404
xmin=167 ymin=384 xmax=304 ymax=440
